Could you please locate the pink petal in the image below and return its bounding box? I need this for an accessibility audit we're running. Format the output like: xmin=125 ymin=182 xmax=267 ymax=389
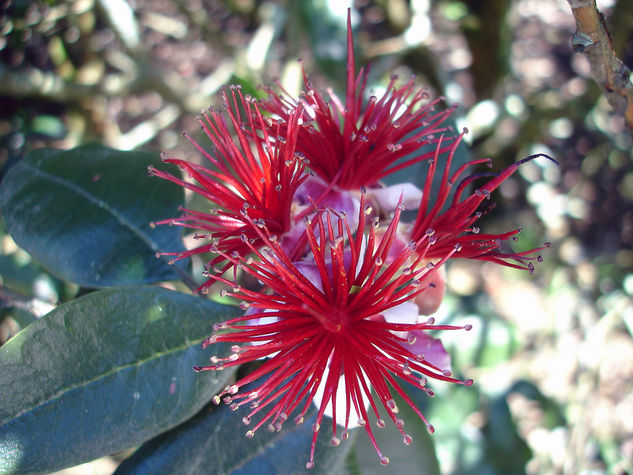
xmin=380 ymin=301 xmax=419 ymax=324
xmin=414 ymin=265 xmax=446 ymax=315
xmin=366 ymin=182 xmax=423 ymax=214
xmin=406 ymin=331 xmax=451 ymax=370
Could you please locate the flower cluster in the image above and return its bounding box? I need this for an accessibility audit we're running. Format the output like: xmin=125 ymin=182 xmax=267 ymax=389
xmin=154 ymin=13 xmax=552 ymax=469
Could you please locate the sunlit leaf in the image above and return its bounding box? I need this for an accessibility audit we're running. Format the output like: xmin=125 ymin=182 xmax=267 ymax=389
xmin=0 ymin=145 xmax=186 ymax=288
xmin=0 ymin=286 xmax=238 ymax=474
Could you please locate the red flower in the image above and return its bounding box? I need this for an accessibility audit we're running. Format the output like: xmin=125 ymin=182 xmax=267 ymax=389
xmin=149 ymin=87 xmax=309 ymax=293
xmin=261 ymin=14 xmax=456 ymax=190
xmin=150 ymin=9 xmax=553 ymax=469
xmin=409 ymin=131 xmax=555 ymax=271
xmin=194 ymin=195 xmax=472 ymax=467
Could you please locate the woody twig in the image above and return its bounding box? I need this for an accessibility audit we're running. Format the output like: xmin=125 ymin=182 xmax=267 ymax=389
xmin=567 ymin=0 xmax=633 ymax=138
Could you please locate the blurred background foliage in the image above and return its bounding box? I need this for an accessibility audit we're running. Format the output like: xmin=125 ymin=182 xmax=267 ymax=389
xmin=1 ymin=0 xmax=632 ymax=473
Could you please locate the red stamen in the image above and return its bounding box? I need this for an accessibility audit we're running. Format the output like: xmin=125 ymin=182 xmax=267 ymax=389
xmin=197 ymin=195 xmax=471 ymax=466
xmin=410 ymin=131 xmax=557 ymax=270
xmin=259 ymin=12 xmax=455 ymax=190
xmin=150 ymin=87 xmax=310 ymax=293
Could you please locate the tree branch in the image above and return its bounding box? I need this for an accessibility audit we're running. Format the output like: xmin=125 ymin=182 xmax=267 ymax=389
xmin=567 ymin=0 xmax=633 ymax=138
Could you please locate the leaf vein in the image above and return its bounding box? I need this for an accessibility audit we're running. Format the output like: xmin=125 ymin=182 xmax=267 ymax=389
xmin=1 ymin=335 xmax=206 ymax=426
xmin=22 ymin=162 xmax=162 ymax=253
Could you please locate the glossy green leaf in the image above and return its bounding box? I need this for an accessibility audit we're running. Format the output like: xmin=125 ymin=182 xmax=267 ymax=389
xmin=116 ymin=381 xmax=357 ymax=475
xmin=0 ymin=286 xmax=239 ymax=474
xmin=0 ymin=145 xmax=186 ymax=287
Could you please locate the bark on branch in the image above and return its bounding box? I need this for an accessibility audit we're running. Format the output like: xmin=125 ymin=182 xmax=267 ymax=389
xmin=567 ymin=0 xmax=633 ymax=138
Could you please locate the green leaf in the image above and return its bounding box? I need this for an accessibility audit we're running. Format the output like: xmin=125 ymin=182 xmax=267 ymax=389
xmin=0 ymin=144 xmax=186 ymax=288
xmin=352 ymin=388 xmax=440 ymax=475
xmin=477 ymin=394 xmax=531 ymax=474
xmin=116 ymin=378 xmax=357 ymax=475
xmin=0 ymin=286 xmax=239 ymax=474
